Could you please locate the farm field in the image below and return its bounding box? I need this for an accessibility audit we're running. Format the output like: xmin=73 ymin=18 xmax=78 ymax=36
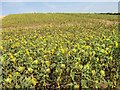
xmin=1 ymin=13 xmax=120 ymax=89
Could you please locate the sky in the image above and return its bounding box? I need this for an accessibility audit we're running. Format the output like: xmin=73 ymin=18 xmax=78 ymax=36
xmin=1 ymin=2 xmax=119 ymax=15
xmin=1 ymin=0 xmax=120 ymax=2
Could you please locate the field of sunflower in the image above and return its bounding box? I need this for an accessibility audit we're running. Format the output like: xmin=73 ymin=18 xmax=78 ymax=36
xmin=0 ymin=13 xmax=120 ymax=89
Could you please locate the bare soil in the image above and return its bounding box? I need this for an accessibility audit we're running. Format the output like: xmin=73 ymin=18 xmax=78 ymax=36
xmin=0 ymin=16 xmax=5 ymax=19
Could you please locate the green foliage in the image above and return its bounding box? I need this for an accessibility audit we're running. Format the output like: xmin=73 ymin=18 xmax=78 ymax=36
xmin=1 ymin=13 xmax=119 ymax=89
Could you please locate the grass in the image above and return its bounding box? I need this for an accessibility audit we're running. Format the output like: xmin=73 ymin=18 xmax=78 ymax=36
xmin=1 ymin=13 xmax=120 ymax=89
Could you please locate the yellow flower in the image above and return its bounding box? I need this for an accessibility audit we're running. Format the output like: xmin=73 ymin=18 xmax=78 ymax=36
xmin=5 ymin=77 xmax=12 ymax=83
xmin=105 ymin=50 xmax=108 ymax=55
xmin=24 ymin=40 xmax=27 ymax=44
xmin=0 ymin=46 xmax=3 ymax=50
xmin=9 ymin=53 xmax=14 ymax=59
xmin=96 ymin=57 xmax=99 ymax=62
xmin=109 ymin=46 xmax=112 ymax=48
xmin=43 ymin=55 xmax=47 ymax=59
xmin=11 ymin=45 xmax=15 ymax=48
xmin=30 ymin=42 xmax=35 ymax=47
xmin=55 ymin=44 xmax=58 ymax=47
xmin=84 ymin=63 xmax=90 ymax=69
xmin=46 ymin=68 xmax=50 ymax=73
xmin=85 ymin=45 xmax=90 ymax=49
xmin=115 ymin=41 xmax=118 ymax=48
xmin=33 ymin=60 xmax=39 ymax=64
xmin=61 ymin=48 xmax=65 ymax=54
xmin=90 ymin=36 xmax=93 ymax=38
xmin=45 ymin=61 xmax=50 ymax=67
xmin=68 ymin=51 xmax=71 ymax=56
xmin=100 ymin=70 xmax=105 ymax=76
xmin=85 ymin=37 xmax=89 ymax=40
xmin=72 ymin=48 xmax=77 ymax=53
xmin=74 ymin=85 xmax=79 ymax=89
xmin=12 ymin=58 xmax=16 ymax=63
xmin=41 ymin=48 xmax=44 ymax=52
xmin=28 ymin=68 xmax=33 ymax=73
xmin=110 ymin=56 xmax=113 ymax=60
xmin=18 ymin=66 xmax=25 ymax=72
xmin=25 ymin=49 xmax=30 ymax=56
xmin=51 ymin=49 xmax=55 ymax=54
xmin=90 ymin=52 xmax=92 ymax=56
xmin=15 ymin=72 xmax=19 ymax=76
xmin=40 ymin=37 xmax=42 ymax=39
xmin=92 ymin=70 xmax=95 ymax=76
xmin=41 ymin=60 xmax=44 ymax=64
xmin=10 ymin=39 xmax=12 ymax=42
xmin=9 ymin=74 xmax=12 ymax=78
xmin=61 ymin=64 xmax=65 ymax=69
xmin=75 ymin=62 xmax=79 ymax=67
xmin=95 ymin=80 xmax=98 ymax=83
xmin=15 ymin=42 xmax=20 ymax=47
xmin=92 ymin=51 xmax=96 ymax=55
xmin=31 ymin=76 xmax=37 ymax=86
xmin=9 ymin=53 xmax=16 ymax=63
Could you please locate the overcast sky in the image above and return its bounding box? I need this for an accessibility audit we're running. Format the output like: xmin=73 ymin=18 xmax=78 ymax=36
xmin=1 ymin=2 xmax=119 ymax=15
